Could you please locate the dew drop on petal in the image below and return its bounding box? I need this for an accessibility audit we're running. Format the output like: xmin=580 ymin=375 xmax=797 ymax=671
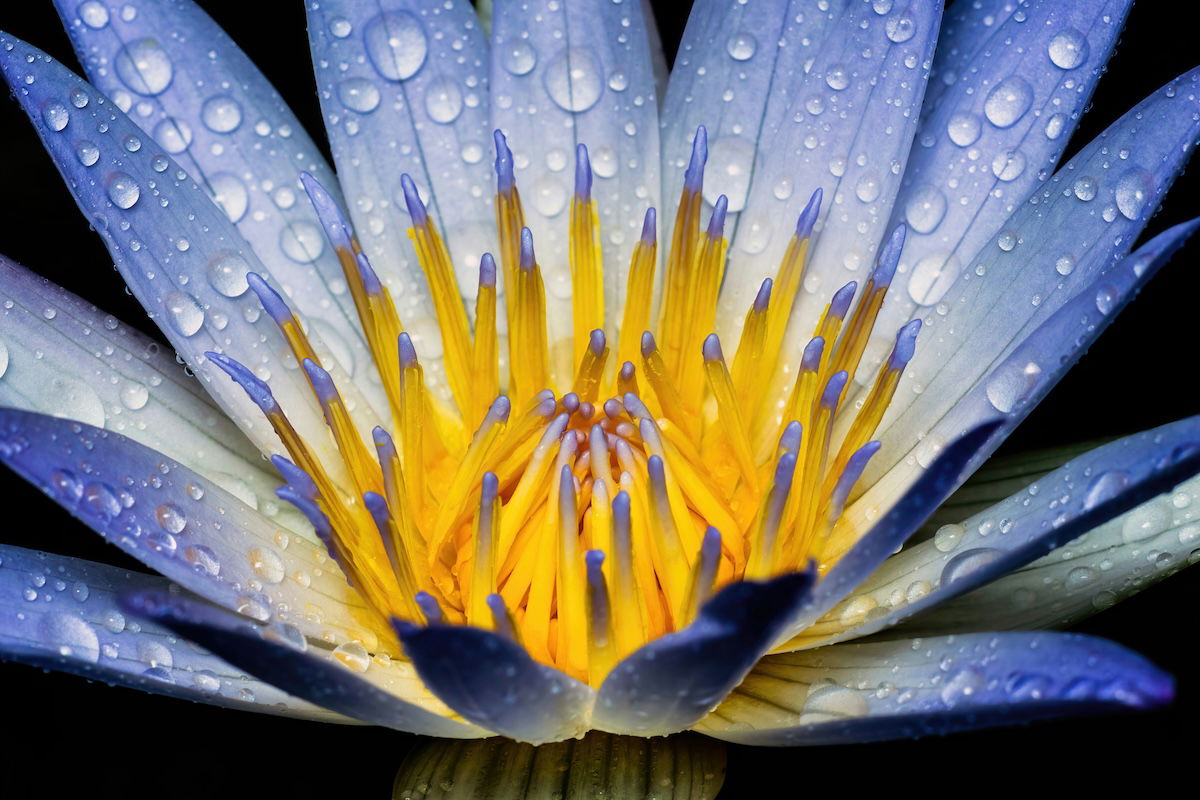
xmin=248 ymin=546 xmax=285 ymax=584
xmin=500 ymin=38 xmax=537 ymax=76
xmin=201 ymin=95 xmax=243 ymax=133
xmin=726 ymin=32 xmax=757 ymax=61
xmin=114 ymin=38 xmax=174 ymax=96
xmin=209 ymin=172 xmax=249 ymax=223
xmin=76 ymin=140 xmax=100 ymax=167
xmin=543 ymin=47 xmax=603 ymax=112
xmin=106 ymin=173 xmax=140 ymax=209
xmin=1047 ymin=28 xmax=1088 ymax=70
xmin=280 ymin=221 xmax=326 ymax=263
xmin=154 ymin=116 xmax=193 ymax=153
xmin=983 ymin=76 xmax=1033 ymax=128
xmin=39 ymin=613 xmax=100 ymax=663
xmin=885 ymin=13 xmax=916 ymax=43
xmin=207 ymin=251 xmax=251 ymax=297
xmin=424 ymin=76 xmax=464 ymax=124
xmin=78 ymin=0 xmax=110 ymax=29
xmin=946 ymin=112 xmax=981 ymax=147
xmin=991 ymin=150 xmax=1025 ymax=182
xmin=337 ymin=77 xmax=381 ymax=114
xmin=43 ymin=102 xmax=69 ymax=132
xmin=941 ymin=547 xmax=1004 ymax=586
xmin=825 ymin=63 xmax=850 ymax=91
xmin=1072 ymin=176 xmax=1097 ymax=201
xmin=332 ymin=640 xmax=371 ymax=672
xmin=703 ymin=136 xmax=754 ymax=213
xmin=120 ymin=382 xmax=149 ymax=410
xmin=1114 ymin=167 xmax=1154 ymax=220
xmin=364 ymin=11 xmax=428 ymax=81
xmin=904 ymin=184 xmax=947 ymax=233
xmin=162 ymin=292 xmax=204 ymax=337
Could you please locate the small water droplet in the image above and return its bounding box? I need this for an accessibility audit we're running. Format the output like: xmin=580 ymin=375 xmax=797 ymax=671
xmin=904 ymin=184 xmax=947 ymax=233
xmin=328 ymin=16 xmax=352 ymax=38
xmin=75 ymin=140 xmax=100 ymax=167
xmin=332 ymin=640 xmax=371 ymax=672
xmin=248 ymin=546 xmax=285 ymax=584
xmin=207 ymin=251 xmax=251 ymax=297
xmin=78 ymin=0 xmax=110 ymax=29
xmin=1045 ymin=113 xmax=1067 ymax=140
xmin=825 ymin=63 xmax=850 ymax=91
xmin=933 ymin=523 xmax=965 ymax=553
xmin=120 ymin=381 xmax=149 ymax=410
xmin=1073 ymin=176 xmax=1097 ymax=201
xmin=726 ymin=32 xmax=757 ymax=61
xmin=184 ymin=544 xmax=220 ymax=576
xmin=885 ymin=13 xmax=916 ymax=43
xmin=201 ymin=94 xmax=243 ymax=133
xmin=43 ymin=102 xmax=69 ymax=132
xmin=991 ymin=150 xmax=1025 ymax=181
xmin=337 ymin=77 xmax=381 ymax=113
xmin=1114 ymin=167 xmax=1154 ymax=220
xmin=500 ymin=38 xmax=537 ymax=76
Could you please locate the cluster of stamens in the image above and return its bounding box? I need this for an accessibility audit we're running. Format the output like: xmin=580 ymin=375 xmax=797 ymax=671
xmin=209 ymin=126 xmax=919 ymax=686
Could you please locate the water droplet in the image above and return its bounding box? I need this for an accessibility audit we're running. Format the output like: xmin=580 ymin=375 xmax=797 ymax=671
xmin=163 ymin=291 xmax=204 ymax=337
xmin=933 ymin=523 xmax=965 ymax=553
xmin=825 ymin=63 xmax=850 ymax=91
xmin=329 ymin=16 xmax=352 ymax=38
xmin=43 ymin=102 xmax=69 ymax=132
xmin=941 ymin=667 xmax=986 ymax=704
xmin=248 ymin=546 xmax=285 ymax=584
xmin=1121 ymin=500 xmax=1170 ymax=544
xmin=1114 ymin=167 xmax=1154 ymax=220
xmin=120 ymin=381 xmax=149 ymax=410
xmin=184 ymin=544 xmax=220 ymax=576
xmin=236 ymin=593 xmax=271 ymax=621
xmin=885 ymin=13 xmax=916 ymax=43
xmin=500 ymin=38 xmax=537 ymax=76
xmin=154 ymin=502 xmax=187 ymax=534
xmin=78 ymin=0 xmax=110 ymax=29
xmin=75 ymin=140 xmax=100 ymax=167
xmin=1072 ymin=176 xmax=1097 ymax=202
xmin=193 ymin=669 xmax=221 ymax=694
xmin=1064 ymin=566 xmax=1098 ymax=590
xmin=69 ymin=88 xmax=89 ymax=109
xmin=337 ymin=77 xmax=381 ymax=113
xmin=798 ymin=683 xmax=868 ymax=724
xmin=985 ymin=360 xmax=1041 ymax=413
xmin=363 ymin=11 xmax=428 ymax=81
xmin=102 ymin=609 xmax=126 ymax=633
xmin=1094 ymin=283 xmax=1118 ymax=314
xmin=280 ymin=221 xmax=326 ymax=263
xmin=703 ymin=136 xmax=754 ymax=213
xmin=83 ymin=481 xmax=121 ymax=518
xmin=907 ymin=252 xmax=959 ymax=306
xmin=153 ymin=116 xmax=193 ymax=153
xmin=206 ymin=251 xmax=251 ymax=297
xmin=114 ymin=38 xmax=174 ymax=96
xmin=332 ymin=640 xmax=371 ymax=672
xmin=424 ymin=76 xmax=464 ymax=124
xmin=946 ymin=112 xmax=981 ymax=147
xmin=941 ymin=547 xmax=1004 ymax=585
xmin=991 ymin=150 xmax=1025 ymax=181
xmin=543 ymin=47 xmax=603 ymax=112
xmin=106 ymin=173 xmax=140 ymax=209
xmin=532 ymin=176 xmax=566 ymax=217
xmin=201 ymin=94 xmax=243 ymax=133
xmin=208 ymin=172 xmax=249 ymax=223
xmin=263 ymin=621 xmax=308 ymax=652
xmin=855 ymin=171 xmax=882 ymax=203
xmin=39 ymin=613 xmax=100 ymax=663
xmin=726 ymin=32 xmax=757 ymax=61
xmin=1047 ymin=28 xmax=1088 ymax=70
xmin=1045 ymin=113 xmax=1067 ymax=140
xmin=983 ymin=75 xmax=1033 ymax=128
xmin=591 ymin=146 xmax=618 ymax=178
xmin=904 ymin=184 xmax=947 ymax=233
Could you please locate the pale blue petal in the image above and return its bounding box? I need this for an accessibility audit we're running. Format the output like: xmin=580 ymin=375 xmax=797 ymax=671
xmin=873 ymin=1 xmax=1131 ymax=368
xmin=306 ymin=0 xmax=495 ymax=368
xmin=0 ymin=253 xmax=309 ymax=536
xmin=0 ymin=35 xmax=376 ymax=470
xmin=591 ymin=571 xmax=813 ymax=737
xmin=658 ymin=0 xmax=844 ymax=251
xmin=395 ymin=620 xmax=594 ymax=744
xmin=53 ymin=0 xmax=387 ymax=417
xmin=776 ymin=420 xmax=1002 ymax=646
xmin=640 ymin=0 xmax=668 ymax=103
xmin=857 ymin=68 xmax=1200 ymax=511
xmin=124 ymin=588 xmax=488 ymax=737
xmin=0 ymin=543 xmax=346 ymax=722
xmin=793 ymin=416 xmax=1200 ymax=648
xmin=490 ymin=0 xmax=661 ymax=374
xmin=0 ymin=408 xmax=377 ymax=649
xmin=922 ymin=0 xmax=1023 ymax=118
xmin=713 ymin=2 xmax=939 ymax=351
xmin=695 ymin=632 xmax=1172 ymax=745
xmin=897 ymin=472 xmax=1200 ymax=635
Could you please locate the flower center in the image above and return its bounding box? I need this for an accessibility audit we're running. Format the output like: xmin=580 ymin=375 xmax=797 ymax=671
xmin=209 ymin=126 xmax=919 ymax=686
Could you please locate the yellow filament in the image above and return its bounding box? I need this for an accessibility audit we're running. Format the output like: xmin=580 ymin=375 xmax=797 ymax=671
xmin=471 ymin=274 xmax=499 ymax=427
xmin=569 ymin=195 xmax=605 ymax=368
xmin=617 ymin=231 xmax=657 ymax=373
xmin=408 ymin=219 xmax=474 ymax=416
xmin=509 ymin=256 xmax=551 ymax=402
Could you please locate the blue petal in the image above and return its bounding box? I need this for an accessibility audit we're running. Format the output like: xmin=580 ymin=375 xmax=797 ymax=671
xmin=793 ymin=415 xmax=1200 ymax=648
xmin=695 ymin=632 xmax=1172 ymax=745
xmin=777 ymin=420 xmax=1003 ymax=645
xmin=305 ymin=0 xmax=495 ymax=355
xmin=716 ymin=1 xmax=941 ymax=357
xmin=52 ymin=0 xmax=387 ymax=417
xmin=857 ymin=67 xmax=1200 ymax=513
xmin=0 ymin=544 xmax=344 ymax=721
xmin=123 ymin=588 xmax=486 ymax=737
xmin=922 ymin=0 xmax=1032 ymax=117
xmin=658 ymin=0 xmax=843 ymax=254
xmin=0 ymin=252 xmax=302 ymax=533
xmin=0 ymin=408 xmax=375 ymax=648
xmin=874 ymin=1 xmax=1132 ymax=360
xmin=394 ymin=620 xmax=594 ymax=744
xmin=898 ymin=472 xmax=1200 ymax=635
xmin=490 ymin=0 xmax=662 ymax=371
xmin=0 ymin=34 xmax=376 ymax=468
xmin=591 ymin=570 xmax=814 ymax=737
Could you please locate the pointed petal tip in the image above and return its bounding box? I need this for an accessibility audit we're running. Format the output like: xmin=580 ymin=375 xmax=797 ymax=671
xmin=400 ymin=174 xmax=427 ymax=225
xmin=796 ymin=187 xmax=823 ymax=238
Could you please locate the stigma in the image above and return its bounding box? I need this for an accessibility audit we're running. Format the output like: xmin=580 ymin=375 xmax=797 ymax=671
xmin=210 ymin=126 xmax=919 ymax=686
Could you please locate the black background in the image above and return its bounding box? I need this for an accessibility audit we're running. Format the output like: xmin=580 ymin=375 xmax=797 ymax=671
xmin=1 ymin=1 xmax=1197 ymax=796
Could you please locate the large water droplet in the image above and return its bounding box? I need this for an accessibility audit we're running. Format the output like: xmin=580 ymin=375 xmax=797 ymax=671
xmin=543 ymin=47 xmax=603 ymax=112
xmin=940 ymin=666 xmax=985 ymax=704
xmin=153 ymin=116 xmax=193 ymax=153
xmin=532 ymin=176 xmax=567 ymax=217
xmin=424 ymin=76 xmax=464 ymax=124
xmin=798 ymin=683 xmax=868 ymax=724
xmin=985 ymin=360 xmax=1042 ymax=413
xmin=76 ymin=140 xmax=100 ymax=167
xmin=114 ymin=38 xmax=174 ymax=96
xmin=207 ymin=251 xmax=251 ymax=297
xmin=337 ymin=77 xmax=381 ymax=113
xmin=280 ymin=221 xmax=326 ymax=263
xmin=703 ymin=136 xmax=754 ymax=213
xmin=106 ymin=173 xmax=140 ymax=209
xmin=1122 ymin=500 xmax=1170 ymax=543
xmin=1114 ymin=167 xmax=1154 ymax=220
xmin=39 ymin=612 xmax=100 ymax=663
xmin=941 ymin=547 xmax=1004 ymax=585
xmin=907 ymin=252 xmax=959 ymax=305
xmin=363 ymin=11 xmax=428 ymax=81
xmin=1072 ymin=176 xmax=1097 ymax=201
xmin=500 ymin=38 xmax=537 ymax=76
xmin=201 ymin=94 xmax=243 ymax=133
xmin=825 ymin=63 xmax=850 ymax=91
xmin=885 ymin=12 xmax=916 ymax=43
xmin=43 ymin=102 xmax=69 ymax=132
xmin=184 ymin=544 xmax=220 ymax=576
xmin=1047 ymin=28 xmax=1088 ymax=70
xmin=120 ymin=381 xmax=149 ymax=410
xmin=904 ymin=184 xmax=947 ymax=233
xmin=209 ymin=172 xmax=249 ymax=223
xmin=163 ymin=291 xmax=204 ymax=337
xmin=248 ymin=546 xmax=285 ymax=584
xmin=78 ymin=1 xmax=110 ymax=29
xmin=946 ymin=112 xmax=981 ymax=147
xmin=726 ymin=32 xmax=757 ymax=61
xmin=991 ymin=150 xmax=1026 ymax=181
xmin=332 ymin=640 xmax=371 ymax=672
xmin=933 ymin=523 xmax=965 ymax=553
xmin=983 ymin=75 xmax=1033 ymax=128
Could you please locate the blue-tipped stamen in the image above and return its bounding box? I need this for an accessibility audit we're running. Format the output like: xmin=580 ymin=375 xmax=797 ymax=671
xmin=641 ymin=207 xmax=657 ymax=244
xmin=706 ymin=195 xmax=728 ymax=238
xmin=206 ymin=351 xmax=279 ymax=413
xmin=246 ymin=272 xmax=293 ymax=326
xmin=575 ymin=143 xmax=593 ymax=202
xmin=684 ymin=125 xmax=708 ymax=192
xmin=400 ymin=173 xmax=428 ymax=226
xmin=795 ymin=187 xmax=823 ymax=239
xmin=493 ymin=129 xmax=515 ymax=193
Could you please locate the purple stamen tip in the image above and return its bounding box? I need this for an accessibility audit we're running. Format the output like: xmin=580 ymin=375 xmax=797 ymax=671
xmin=640 ymin=330 xmax=657 ymax=356
xmin=888 ymin=318 xmax=922 ymax=370
xmin=205 ymin=351 xmax=278 ymax=412
xmin=778 ymin=420 xmax=802 ymax=454
xmin=604 ymin=398 xmax=623 ymax=419
xmin=299 ymin=172 xmax=352 ymax=249
xmin=830 ymin=441 xmax=882 ymax=512
xmin=355 ymin=252 xmax=384 ymax=297
xmin=363 ymin=490 xmax=388 ymax=518
xmin=801 ymin=336 xmax=825 ymax=372
xmin=774 ymin=452 xmax=798 ymax=487
xmin=494 ymin=129 xmax=515 ymax=193
xmin=622 ymin=392 xmax=651 ymax=420
xmin=488 ymin=395 xmax=512 ymax=423
xmin=702 ymin=333 xmax=724 ymax=363
xmin=707 ymin=195 xmax=728 ymax=238
xmin=415 ymin=592 xmax=444 ymax=625
xmin=561 ymin=392 xmax=580 ymax=414
xmin=397 ymin=332 xmax=419 ymax=368
xmin=647 ymin=454 xmax=666 ymax=483
xmin=535 ymin=390 xmax=558 ymax=418
xmin=575 ymin=143 xmax=593 ymax=201
xmin=479 ymin=252 xmax=496 ymax=287
xmin=684 ymin=125 xmax=708 ymax=192
xmin=619 ymin=360 xmax=636 ymax=383
xmin=400 ymin=174 xmax=427 ymax=225
xmin=519 ymin=227 xmax=536 ymax=272
xmin=830 ymin=281 xmax=857 ymax=320
xmin=481 ymin=471 xmax=499 ymax=504
xmin=612 ymin=490 xmax=631 ymax=520
xmin=754 ymin=278 xmax=773 ymax=312
xmin=589 ymin=329 xmax=607 ymax=356
xmin=373 ymin=425 xmax=396 ymax=450
xmin=585 ymin=549 xmax=605 ymax=573
xmin=821 ymin=370 xmax=849 ymax=409
xmin=246 ymin=272 xmax=292 ymax=325
xmin=872 ymin=224 xmax=906 ymax=287
xmin=795 ymin=187 xmax=823 ymax=238
xmin=641 ymin=207 xmax=657 ymax=244
xmin=301 ymin=358 xmax=338 ymax=405
xmin=272 ymin=455 xmax=318 ymax=499
xmin=702 ymin=526 xmax=722 ymax=557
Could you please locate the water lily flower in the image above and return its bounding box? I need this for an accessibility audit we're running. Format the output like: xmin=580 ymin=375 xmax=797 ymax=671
xmin=2 ymin=0 xmax=1199 ymax=776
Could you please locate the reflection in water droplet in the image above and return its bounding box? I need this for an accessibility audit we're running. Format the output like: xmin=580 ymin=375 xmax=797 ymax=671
xmin=726 ymin=32 xmax=757 ymax=61
xmin=983 ymin=75 xmax=1033 ymax=128
xmin=154 ymin=116 xmax=193 ymax=153
xmin=363 ymin=11 xmax=428 ymax=81
xmin=1048 ymin=28 xmax=1089 ymax=70
xmin=114 ymin=38 xmax=175 ymax=96
xmin=201 ymin=95 xmax=243 ymax=133
xmin=424 ymin=77 xmax=464 ymax=124
xmin=106 ymin=173 xmax=140 ymax=209
xmin=337 ymin=77 xmax=381 ymax=113
xmin=500 ymin=38 xmax=537 ymax=76
xmin=280 ymin=221 xmax=326 ymax=263
xmin=543 ymin=47 xmax=603 ymax=112
xmin=163 ymin=292 xmax=205 ymax=337
xmin=1114 ymin=168 xmax=1153 ymax=220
